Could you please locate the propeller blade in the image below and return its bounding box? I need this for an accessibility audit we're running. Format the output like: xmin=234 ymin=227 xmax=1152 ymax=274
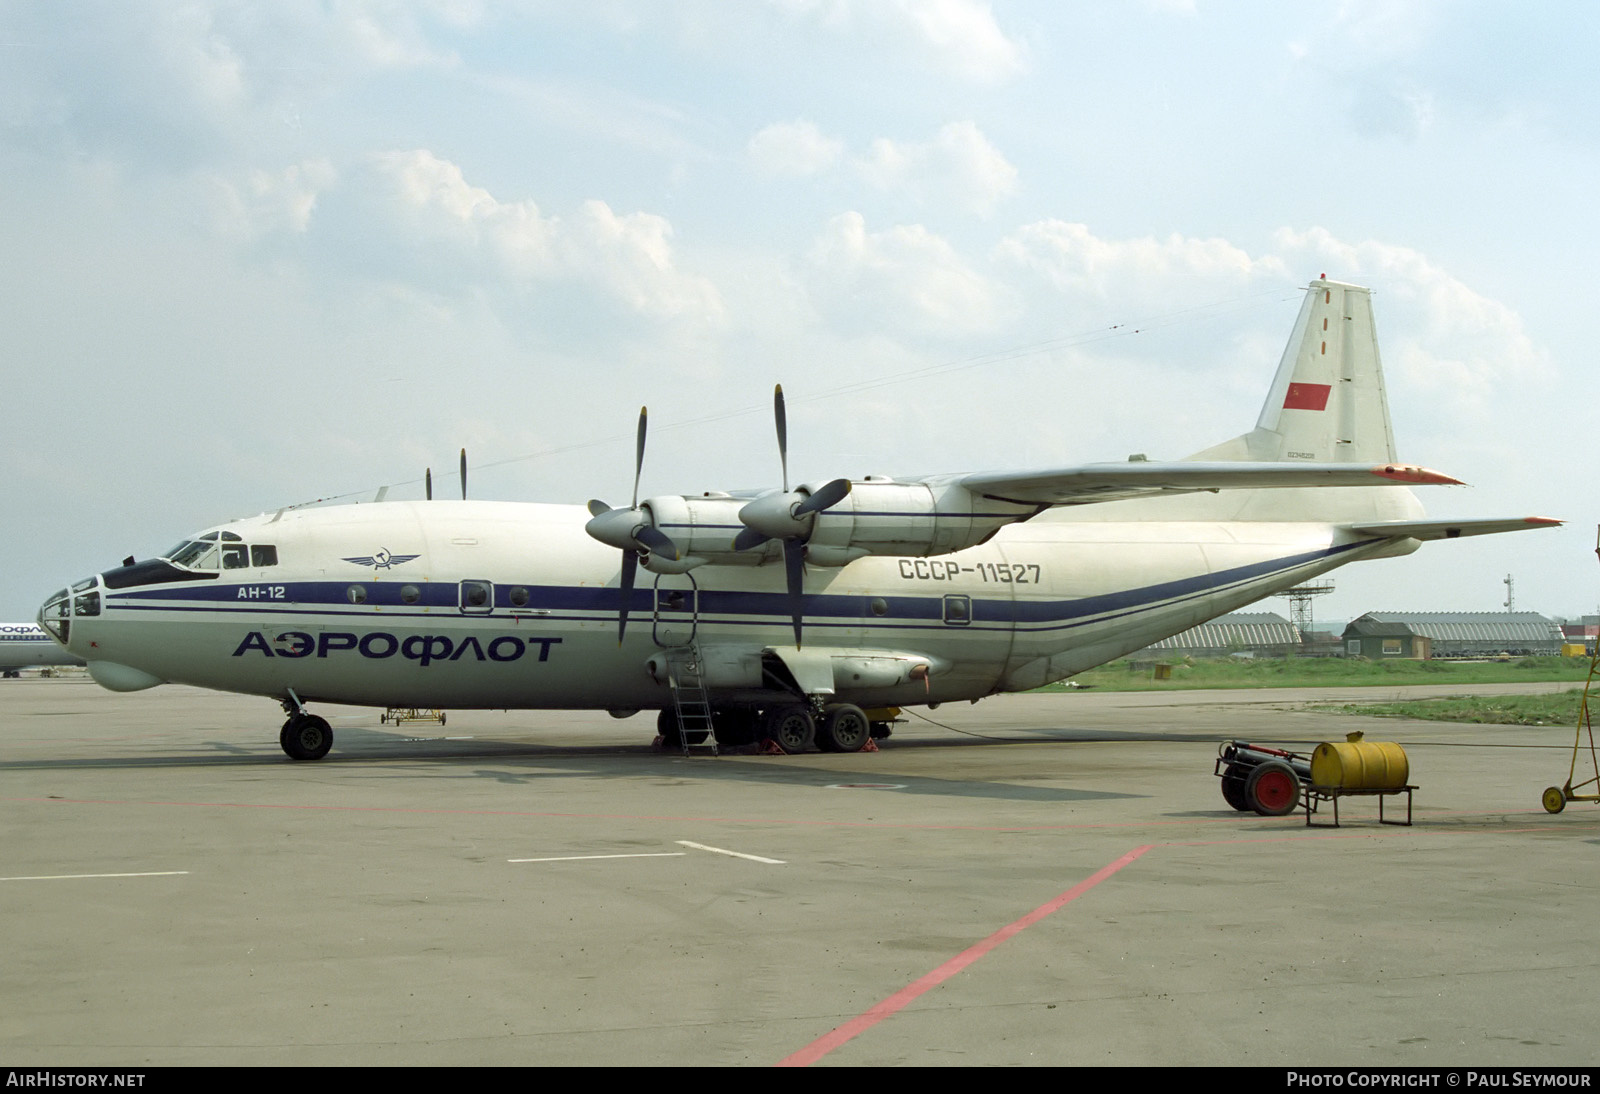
xmin=618 ymin=550 xmax=638 ymax=644
xmin=632 ymin=407 xmax=647 ymax=508
xmin=773 ymin=384 xmax=788 ymax=492
xmin=590 ymin=406 xmax=654 ymax=645
xmin=459 ymin=448 xmax=467 ymax=500
xmin=794 ymin=477 xmax=851 ymax=517
xmin=732 ymin=525 xmax=770 ymax=552
xmin=783 ymin=538 xmax=806 ymax=648
xmin=425 ymin=468 xmax=432 ymax=501
xmin=635 ymin=524 xmax=679 ymax=561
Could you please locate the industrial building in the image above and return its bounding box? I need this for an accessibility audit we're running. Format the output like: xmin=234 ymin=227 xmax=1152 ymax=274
xmin=1340 ymin=612 xmax=1565 ymax=659
xmin=1141 ymin=612 xmax=1301 ymax=658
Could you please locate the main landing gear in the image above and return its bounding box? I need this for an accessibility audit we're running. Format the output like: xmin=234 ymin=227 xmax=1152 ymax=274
xmin=279 ymin=692 xmax=333 ymax=761
xmin=660 ymin=702 xmax=884 ymax=754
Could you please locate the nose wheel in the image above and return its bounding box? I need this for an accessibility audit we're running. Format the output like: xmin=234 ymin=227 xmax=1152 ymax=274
xmin=280 ymin=713 xmax=333 ymax=761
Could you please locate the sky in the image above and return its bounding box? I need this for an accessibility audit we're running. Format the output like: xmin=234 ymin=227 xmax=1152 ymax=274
xmin=2 ymin=0 xmax=1595 ymax=626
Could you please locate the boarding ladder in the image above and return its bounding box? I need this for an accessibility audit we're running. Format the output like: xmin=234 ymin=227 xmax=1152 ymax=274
xmin=666 ymin=645 xmax=717 ymax=757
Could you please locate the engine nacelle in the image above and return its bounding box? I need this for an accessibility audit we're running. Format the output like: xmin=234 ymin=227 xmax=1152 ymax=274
xmin=635 ymin=479 xmax=1036 ymax=572
xmin=637 ymin=494 xmax=776 ymax=571
xmin=801 ymin=478 xmax=1035 ymax=562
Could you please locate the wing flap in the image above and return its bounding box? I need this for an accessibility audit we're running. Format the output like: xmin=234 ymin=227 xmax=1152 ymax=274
xmin=955 ymin=461 xmax=1462 ymax=506
xmin=1344 ymin=517 xmax=1563 ymax=541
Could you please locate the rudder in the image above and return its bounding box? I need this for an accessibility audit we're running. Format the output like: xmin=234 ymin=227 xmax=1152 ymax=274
xmin=1189 ymin=278 xmax=1397 ymax=464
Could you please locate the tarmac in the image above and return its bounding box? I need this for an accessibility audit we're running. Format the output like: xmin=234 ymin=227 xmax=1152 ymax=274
xmin=1 ymin=674 xmax=1596 ymax=1067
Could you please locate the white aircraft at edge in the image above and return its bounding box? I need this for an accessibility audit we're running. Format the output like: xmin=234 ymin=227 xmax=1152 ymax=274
xmin=0 ymin=623 xmax=85 ymax=676
xmin=39 ymin=278 xmax=1558 ymax=760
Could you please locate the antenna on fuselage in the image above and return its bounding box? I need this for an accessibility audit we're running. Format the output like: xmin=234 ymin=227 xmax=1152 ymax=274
xmin=425 ymin=468 xmax=433 ymax=501
xmin=460 ymin=448 xmax=467 ymax=500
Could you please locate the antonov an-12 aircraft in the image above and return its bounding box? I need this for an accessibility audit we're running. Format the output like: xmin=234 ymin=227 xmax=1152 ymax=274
xmin=39 ymin=278 xmax=1557 ymax=759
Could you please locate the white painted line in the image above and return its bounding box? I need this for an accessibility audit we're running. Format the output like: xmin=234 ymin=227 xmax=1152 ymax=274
xmin=0 ymin=871 xmax=190 ymax=882
xmin=676 ymin=840 xmax=786 ymax=865
xmin=508 ymin=853 xmax=687 ymax=863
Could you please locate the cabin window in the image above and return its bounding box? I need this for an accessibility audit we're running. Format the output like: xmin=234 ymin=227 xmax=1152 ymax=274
xmin=346 ymin=585 xmax=367 ymax=605
xmin=869 ymin=597 xmax=888 ymax=617
xmin=508 ymin=586 xmax=530 ymax=608
xmin=250 ymin=545 xmax=278 ymax=567
xmin=222 ymin=545 xmax=248 ymax=569
xmin=400 ymin=585 xmax=421 ymax=605
xmin=73 ymin=591 xmax=100 ymax=616
xmin=460 ymin=580 xmax=493 ymax=612
xmin=942 ymin=594 xmax=972 ymax=626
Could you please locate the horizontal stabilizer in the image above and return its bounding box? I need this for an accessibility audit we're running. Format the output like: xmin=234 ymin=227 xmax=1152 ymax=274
xmin=957 ymin=461 xmax=1462 ymax=507
xmin=1344 ymin=517 xmax=1562 ymax=541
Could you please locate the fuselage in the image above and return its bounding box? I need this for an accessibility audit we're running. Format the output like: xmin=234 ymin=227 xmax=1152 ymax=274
xmin=0 ymin=623 xmax=85 ymax=673
xmin=40 ymin=489 xmax=1421 ymax=712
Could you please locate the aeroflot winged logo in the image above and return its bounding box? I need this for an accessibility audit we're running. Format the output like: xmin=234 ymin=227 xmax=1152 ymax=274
xmin=341 ymin=548 xmax=420 ymax=570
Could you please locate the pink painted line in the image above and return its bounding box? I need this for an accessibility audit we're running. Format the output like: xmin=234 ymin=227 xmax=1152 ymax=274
xmin=776 ymin=843 xmax=1154 ymax=1068
xmin=0 ymin=796 xmax=1295 ymax=832
xmin=9 ymin=796 xmax=1586 ymax=835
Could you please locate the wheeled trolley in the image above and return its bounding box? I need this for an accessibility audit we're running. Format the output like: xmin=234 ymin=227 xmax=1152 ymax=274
xmin=1542 ymin=525 xmax=1600 ymax=814
xmin=1543 ymin=643 xmax=1600 ymax=813
xmin=1215 ymin=741 xmax=1311 ymax=817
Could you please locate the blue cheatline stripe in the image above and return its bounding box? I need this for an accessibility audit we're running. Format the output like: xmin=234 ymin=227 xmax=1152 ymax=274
xmin=100 ymin=541 xmax=1370 ymax=635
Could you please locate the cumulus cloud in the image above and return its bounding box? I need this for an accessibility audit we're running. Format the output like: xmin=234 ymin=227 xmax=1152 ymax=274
xmin=856 ymin=121 xmax=1017 ymax=215
xmin=978 ymin=220 xmax=1548 ymax=450
xmin=368 ymin=149 xmax=722 ymax=321
xmin=996 ymin=220 xmax=1287 ymax=309
xmin=772 ymin=0 xmax=1027 ymax=82
xmin=747 ymin=119 xmax=845 ymax=177
xmin=746 ymin=118 xmax=1017 ymax=215
xmin=210 ymin=159 xmax=338 ymax=239
xmin=805 ymin=211 xmax=1003 ymax=338
xmin=890 ymin=0 xmax=1027 ymax=82
xmin=0 ymin=3 xmax=463 ymax=165
xmin=1272 ymin=226 xmax=1548 ymax=415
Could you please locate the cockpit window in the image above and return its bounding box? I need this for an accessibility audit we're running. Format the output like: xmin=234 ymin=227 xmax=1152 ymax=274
xmin=39 ymin=590 xmax=69 ymax=642
xmin=168 ymin=540 xmax=220 ymax=570
xmin=161 ymin=537 xmax=277 ymax=572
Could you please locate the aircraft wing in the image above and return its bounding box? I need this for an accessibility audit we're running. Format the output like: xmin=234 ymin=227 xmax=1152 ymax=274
xmin=1343 ymin=517 xmax=1563 ymax=540
xmin=954 ymin=461 xmax=1462 ymax=506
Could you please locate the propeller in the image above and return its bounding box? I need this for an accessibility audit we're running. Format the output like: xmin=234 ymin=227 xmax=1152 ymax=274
xmin=732 ymin=385 xmax=852 ymax=646
xmin=584 ymin=407 xmax=680 ymax=642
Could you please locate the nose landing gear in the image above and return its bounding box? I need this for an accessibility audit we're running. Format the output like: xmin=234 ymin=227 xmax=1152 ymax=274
xmin=279 ymin=690 xmax=333 ymax=761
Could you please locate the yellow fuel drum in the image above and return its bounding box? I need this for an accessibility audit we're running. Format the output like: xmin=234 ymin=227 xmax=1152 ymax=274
xmin=1310 ymin=731 xmax=1410 ymax=790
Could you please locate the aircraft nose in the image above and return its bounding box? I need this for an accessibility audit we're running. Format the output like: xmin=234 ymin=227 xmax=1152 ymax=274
xmin=38 ymin=587 xmax=72 ymax=646
xmin=38 ymin=577 xmax=103 ymax=648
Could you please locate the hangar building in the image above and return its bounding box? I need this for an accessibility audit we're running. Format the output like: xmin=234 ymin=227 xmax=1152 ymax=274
xmin=1340 ymin=612 xmax=1565 ymax=659
xmin=1142 ymin=612 xmax=1301 ymax=658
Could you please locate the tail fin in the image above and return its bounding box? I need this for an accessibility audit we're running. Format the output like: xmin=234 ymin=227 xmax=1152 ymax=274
xmin=1189 ymin=278 xmax=1397 ymax=464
